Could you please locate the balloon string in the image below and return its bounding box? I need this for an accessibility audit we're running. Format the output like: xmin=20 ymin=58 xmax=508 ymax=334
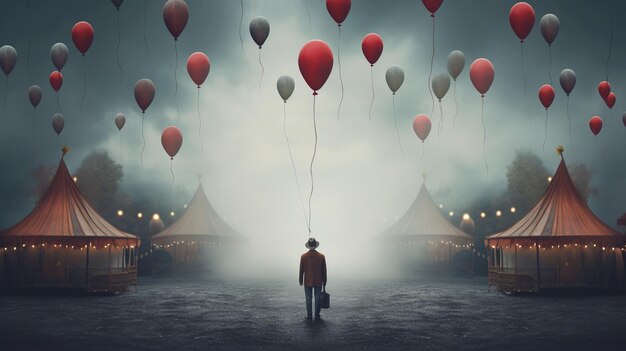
xmin=543 ymin=109 xmax=548 ymax=152
xmin=548 ymin=46 xmax=553 ymax=86
xmin=392 ymin=94 xmax=404 ymax=159
xmin=3 ymin=77 xmax=7 ymax=121
xmin=521 ymin=42 xmax=528 ymax=123
xmin=283 ymin=102 xmax=309 ymax=230
xmin=81 ymin=56 xmax=87 ymax=113
xmin=308 ymin=94 xmax=318 ymax=237
xmin=143 ymin=0 xmax=150 ymax=56
xmin=453 ymin=81 xmax=458 ymax=126
xmin=239 ymin=0 xmax=250 ymax=89
xmin=337 ymin=26 xmax=344 ymax=120
xmin=566 ymin=96 xmax=572 ymax=144
xmin=304 ymin=0 xmax=311 ymax=31
xmin=258 ymin=49 xmax=264 ymax=92
xmin=605 ymin=17 xmax=613 ymax=82
xmin=369 ymin=66 xmax=375 ymax=121
xmin=197 ymin=87 xmax=204 ymax=160
xmin=428 ymin=16 xmax=435 ymax=117
xmin=170 ymin=159 xmax=175 ymax=205
xmin=56 ymin=92 xmax=62 ymax=114
xmin=116 ymin=9 xmax=123 ymax=83
xmin=420 ymin=142 xmax=425 ymax=172
xmin=140 ymin=113 xmax=145 ymax=169
xmin=438 ymin=101 xmax=444 ymax=136
xmin=26 ymin=0 xmax=32 ymax=85
xmin=481 ymin=96 xmax=488 ymax=178
xmin=119 ymin=130 xmax=123 ymax=164
xmin=174 ymin=41 xmax=180 ymax=121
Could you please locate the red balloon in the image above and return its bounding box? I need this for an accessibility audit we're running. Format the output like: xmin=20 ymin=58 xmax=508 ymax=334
xmin=161 ymin=126 xmax=183 ymax=159
xmin=469 ymin=58 xmax=495 ymax=96
xmin=538 ymin=84 xmax=555 ymax=110
xmin=326 ymin=0 xmax=351 ymax=26
xmin=422 ymin=0 xmax=444 ymax=16
xmin=187 ymin=52 xmax=210 ymax=87
xmin=49 ymin=71 xmax=63 ymax=92
xmin=134 ymin=79 xmax=156 ymax=113
xmin=413 ymin=114 xmax=432 ymax=142
xmin=589 ymin=116 xmax=602 ymax=136
xmin=509 ymin=2 xmax=535 ymax=42
xmin=605 ymin=92 xmax=616 ymax=109
xmin=598 ymin=81 xmax=611 ymax=100
xmin=163 ymin=0 xmax=189 ymax=40
xmin=298 ymin=40 xmax=334 ymax=94
xmin=71 ymin=21 xmax=94 ymax=55
xmin=361 ymin=33 xmax=383 ymax=66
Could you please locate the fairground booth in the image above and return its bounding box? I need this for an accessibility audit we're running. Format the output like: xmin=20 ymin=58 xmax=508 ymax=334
xmin=151 ymin=184 xmax=245 ymax=275
xmin=486 ymin=150 xmax=626 ymax=293
xmin=379 ymin=182 xmax=474 ymax=273
xmin=0 ymin=152 xmax=140 ymax=293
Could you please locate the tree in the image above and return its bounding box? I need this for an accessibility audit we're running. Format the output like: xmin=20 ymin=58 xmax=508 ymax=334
xmin=505 ymin=151 xmax=550 ymax=214
xmin=75 ymin=151 xmax=123 ymax=215
xmin=30 ymin=164 xmax=56 ymax=200
xmin=568 ymin=163 xmax=598 ymax=203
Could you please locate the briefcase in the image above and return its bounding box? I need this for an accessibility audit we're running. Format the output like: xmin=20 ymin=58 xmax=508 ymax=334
xmin=319 ymin=285 xmax=330 ymax=309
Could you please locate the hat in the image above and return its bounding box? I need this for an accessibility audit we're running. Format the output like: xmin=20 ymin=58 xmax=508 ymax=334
xmin=305 ymin=237 xmax=319 ymax=249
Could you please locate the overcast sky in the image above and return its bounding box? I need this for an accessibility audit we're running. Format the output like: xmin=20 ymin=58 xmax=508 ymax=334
xmin=0 ymin=1 xmax=625 ymax=266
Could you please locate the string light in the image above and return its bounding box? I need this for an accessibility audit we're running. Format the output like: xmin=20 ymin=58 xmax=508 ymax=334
xmin=548 ymin=176 xmax=553 ymax=182
xmin=170 ymin=211 xmax=175 ymax=217
xmin=438 ymin=204 xmax=443 ymax=209
xmin=496 ymin=210 xmax=502 ymax=217
xmin=510 ymin=207 xmax=516 ymax=213
xmin=137 ymin=212 xmax=143 ymax=219
xmin=462 ymin=213 xmax=470 ymax=220
xmin=72 ymin=176 xmax=78 ymax=183
xmin=117 ymin=210 xmax=124 ymax=217
xmin=152 ymin=213 xmax=160 ymax=220
xmin=448 ymin=211 xmax=454 ymax=217
xmin=480 ymin=212 xmax=486 ymax=218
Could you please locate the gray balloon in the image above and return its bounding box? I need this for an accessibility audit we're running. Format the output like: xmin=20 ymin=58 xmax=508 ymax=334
xmin=249 ymin=16 xmax=270 ymax=48
xmin=50 ymin=43 xmax=69 ymax=71
xmin=0 ymin=45 xmax=17 ymax=76
xmin=431 ymin=73 xmax=451 ymax=101
xmin=540 ymin=14 xmax=560 ymax=46
xmin=559 ymin=69 xmax=576 ymax=96
xmin=28 ymin=85 xmax=42 ymax=109
xmin=385 ymin=65 xmax=404 ymax=94
xmin=115 ymin=113 xmax=126 ymax=131
xmin=52 ymin=113 xmax=64 ymax=135
xmin=447 ymin=50 xmax=465 ymax=81
xmin=276 ymin=75 xmax=295 ymax=102
xmin=623 ymin=113 xmax=626 ymax=128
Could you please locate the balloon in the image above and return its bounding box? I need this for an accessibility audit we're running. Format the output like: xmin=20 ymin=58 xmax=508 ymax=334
xmin=298 ymin=40 xmax=334 ymax=93
xmin=509 ymin=2 xmax=535 ymax=42
xmin=622 ymin=112 xmax=626 ymax=128
xmin=540 ymin=14 xmax=559 ymax=46
xmin=71 ymin=21 xmax=94 ymax=55
xmin=134 ymin=79 xmax=155 ymax=113
xmin=50 ymin=43 xmax=69 ymax=71
xmin=326 ymin=0 xmax=351 ymax=26
xmin=413 ymin=114 xmax=432 ymax=142
xmin=28 ymin=85 xmax=42 ymax=109
xmin=163 ymin=0 xmax=189 ymax=40
xmin=385 ymin=65 xmax=404 ymax=94
xmin=605 ymin=92 xmax=616 ymax=109
xmin=161 ymin=126 xmax=183 ymax=159
xmin=589 ymin=116 xmax=602 ymax=136
xmin=249 ymin=17 xmax=270 ymax=49
xmin=559 ymin=69 xmax=576 ymax=96
xmin=361 ymin=33 xmax=383 ymax=66
xmin=49 ymin=71 xmax=63 ymax=91
xmin=598 ymin=81 xmax=611 ymax=100
xmin=115 ymin=113 xmax=126 ymax=131
xmin=469 ymin=58 xmax=495 ymax=96
xmin=422 ymin=0 xmax=444 ymax=16
xmin=447 ymin=50 xmax=465 ymax=81
xmin=431 ymin=73 xmax=451 ymax=101
xmin=538 ymin=84 xmax=555 ymax=109
xmin=0 ymin=45 xmax=17 ymax=76
xmin=111 ymin=0 xmax=123 ymax=10
xmin=277 ymin=75 xmax=295 ymax=102
xmin=51 ymin=113 xmax=64 ymax=135
xmin=186 ymin=52 xmax=210 ymax=87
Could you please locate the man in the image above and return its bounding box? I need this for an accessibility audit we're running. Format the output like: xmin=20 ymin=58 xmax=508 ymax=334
xmin=299 ymin=237 xmax=327 ymax=320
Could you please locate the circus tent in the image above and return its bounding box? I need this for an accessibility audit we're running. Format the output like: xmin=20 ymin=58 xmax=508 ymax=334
xmin=486 ymin=151 xmax=626 ymax=293
xmin=0 ymin=153 xmax=140 ymax=292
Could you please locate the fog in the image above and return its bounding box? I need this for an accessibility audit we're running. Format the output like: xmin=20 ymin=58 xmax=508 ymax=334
xmin=1 ymin=1 xmax=626 ymax=280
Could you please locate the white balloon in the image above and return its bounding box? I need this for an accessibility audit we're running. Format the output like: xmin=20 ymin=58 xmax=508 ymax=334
xmin=115 ymin=113 xmax=126 ymax=131
xmin=447 ymin=50 xmax=465 ymax=81
xmin=431 ymin=73 xmax=451 ymax=101
xmin=0 ymin=45 xmax=17 ymax=76
xmin=52 ymin=113 xmax=64 ymax=135
xmin=540 ymin=14 xmax=560 ymax=46
xmin=385 ymin=65 xmax=404 ymax=94
xmin=276 ymin=75 xmax=295 ymax=102
xmin=50 ymin=43 xmax=69 ymax=71
xmin=559 ymin=69 xmax=576 ymax=96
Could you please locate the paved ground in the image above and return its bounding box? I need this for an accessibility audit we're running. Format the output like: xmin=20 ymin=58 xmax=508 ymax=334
xmin=1 ymin=276 xmax=626 ymax=350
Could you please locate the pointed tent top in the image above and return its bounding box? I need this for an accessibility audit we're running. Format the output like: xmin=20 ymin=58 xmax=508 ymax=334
xmin=556 ymin=145 xmax=564 ymax=158
xmin=379 ymin=183 xmax=473 ymax=244
xmin=486 ymin=157 xmax=624 ymax=246
xmin=0 ymin=158 xmax=139 ymax=247
xmin=152 ymin=184 xmax=244 ymax=245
